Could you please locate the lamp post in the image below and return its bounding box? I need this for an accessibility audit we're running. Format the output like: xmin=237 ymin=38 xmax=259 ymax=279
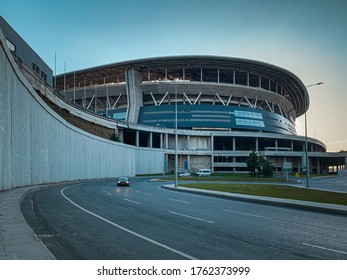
xmin=175 ymin=85 xmax=178 ymax=188
xmin=304 ymin=82 xmax=324 ymax=188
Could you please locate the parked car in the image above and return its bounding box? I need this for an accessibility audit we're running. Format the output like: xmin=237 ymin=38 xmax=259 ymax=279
xmin=117 ymin=176 xmax=130 ymax=186
xmin=195 ymin=168 xmax=211 ymax=177
xmin=179 ymin=171 xmax=190 ymax=177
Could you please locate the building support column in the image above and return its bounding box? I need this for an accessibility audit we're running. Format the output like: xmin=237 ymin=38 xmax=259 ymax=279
xmin=160 ymin=133 xmax=163 ymax=149
xmin=165 ymin=133 xmax=169 ymax=150
xmin=136 ymin=130 xmax=139 ymax=147
xmin=149 ymin=132 xmax=153 ymax=148
xmin=126 ymin=68 xmax=143 ymax=123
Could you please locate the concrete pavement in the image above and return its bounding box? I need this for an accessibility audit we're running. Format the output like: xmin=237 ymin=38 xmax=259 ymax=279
xmin=1 ymin=180 xmax=347 ymax=260
xmin=0 ymin=185 xmax=55 ymax=260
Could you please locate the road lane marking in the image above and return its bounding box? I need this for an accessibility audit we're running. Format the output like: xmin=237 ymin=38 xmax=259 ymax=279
xmin=143 ymin=192 xmax=152 ymax=196
xmin=107 ymin=192 xmax=112 ymax=196
xmin=169 ymin=211 xmax=214 ymax=223
xmin=61 ymin=186 xmax=198 ymax=260
xmin=224 ymin=209 xmax=272 ymax=220
xmin=302 ymin=243 xmax=347 ymax=255
xmin=123 ymin=198 xmax=141 ymax=205
xmin=327 ymin=184 xmax=336 ymax=190
xmin=168 ymin=198 xmax=191 ymax=204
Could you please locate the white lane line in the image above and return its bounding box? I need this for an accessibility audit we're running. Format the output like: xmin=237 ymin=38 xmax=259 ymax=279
xmin=169 ymin=211 xmax=214 ymax=224
xmin=224 ymin=209 xmax=272 ymax=220
xmin=107 ymin=192 xmax=112 ymax=196
xmin=143 ymin=192 xmax=153 ymax=196
xmin=168 ymin=198 xmax=191 ymax=204
xmin=302 ymin=243 xmax=347 ymax=255
xmin=123 ymin=198 xmax=141 ymax=205
xmin=61 ymin=186 xmax=197 ymax=260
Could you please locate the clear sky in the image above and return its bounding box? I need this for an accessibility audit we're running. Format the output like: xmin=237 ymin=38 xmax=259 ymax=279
xmin=1 ymin=0 xmax=346 ymax=152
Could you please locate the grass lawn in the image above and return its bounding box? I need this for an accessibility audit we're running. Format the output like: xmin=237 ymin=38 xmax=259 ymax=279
xmin=173 ymin=173 xmax=293 ymax=182
xmin=179 ymin=183 xmax=347 ymax=205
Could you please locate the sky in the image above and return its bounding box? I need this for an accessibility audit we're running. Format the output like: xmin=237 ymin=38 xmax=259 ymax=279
xmin=1 ymin=0 xmax=347 ymax=152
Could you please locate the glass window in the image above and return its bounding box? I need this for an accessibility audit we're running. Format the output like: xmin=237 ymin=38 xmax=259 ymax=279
xmin=235 ymin=71 xmax=247 ymax=85
xmin=185 ymin=68 xmax=201 ymax=82
xmin=261 ymin=77 xmax=269 ymax=90
xmin=202 ymin=68 xmax=218 ymax=82
xmin=249 ymin=73 xmax=259 ymax=87
xmin=270 ymin=80 xmax=277 ymax=93
xmin=236 ymin=118 xmax=265 ymax=127
xmin=219 ymin=69 xmax=234 ymax=84
xmin=234 ymin=110 xmax=263 ymax=120
xmin=32 ymin=63 xmax=40 ymax=74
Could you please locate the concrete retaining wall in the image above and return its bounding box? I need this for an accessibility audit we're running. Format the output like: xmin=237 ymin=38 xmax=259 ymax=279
xmin=0 ymin=28 xmax=164 ymax=192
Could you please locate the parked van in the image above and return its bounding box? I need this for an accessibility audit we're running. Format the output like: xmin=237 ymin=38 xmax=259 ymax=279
xmin=195 ymin=168 xmax=211 ymax=177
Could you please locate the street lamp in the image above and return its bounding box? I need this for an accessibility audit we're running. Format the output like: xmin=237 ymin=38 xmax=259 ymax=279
xmin=174 ymin=85 xmax=178 ymax=188
xmin=304 ymin=82 xmax=324 ymax=187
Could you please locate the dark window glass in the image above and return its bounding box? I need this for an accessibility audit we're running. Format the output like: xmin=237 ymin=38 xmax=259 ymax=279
xmin=261 ymin=77 xmax=269 ymax=90
xmin=270 ymin=80 xmax=277 ymax=93
xmin=249 ymin=73 xmax=259 ymax=87
xmin=202 ymin=68 xmax=218 ymax=82
xmin=235 ymin=71 xmax=247 ymax=85
xmin=185 ymin=68 xmax=201 ymax=82
xmin=219 ymin=69 xmax=234 ymax=84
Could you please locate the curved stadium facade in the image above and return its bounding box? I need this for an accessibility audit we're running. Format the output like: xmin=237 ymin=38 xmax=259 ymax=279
xmin=55 ymin=56 xmax=344 ymax=174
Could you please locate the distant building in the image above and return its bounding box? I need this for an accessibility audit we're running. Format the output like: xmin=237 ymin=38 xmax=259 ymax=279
xmin=56 ymin=56 xmax=347 ymax=174
xmin=0 ymin=16 xmax=53 ymax=87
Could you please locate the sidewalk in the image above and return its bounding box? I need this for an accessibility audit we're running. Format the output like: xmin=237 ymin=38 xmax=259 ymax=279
xmin=0 ymin=185 xmax=55 ymax=260
xmin=162 ymin=184 xmax=347 ymax=216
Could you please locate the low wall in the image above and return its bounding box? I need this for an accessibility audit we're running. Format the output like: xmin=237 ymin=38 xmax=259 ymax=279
xmin=0 ymin=28 xmax=163 ymax=192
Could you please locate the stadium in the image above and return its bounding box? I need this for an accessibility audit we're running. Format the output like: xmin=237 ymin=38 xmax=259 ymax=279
xmin=55 ymin=55 xmax=345 ymax=175
xmin=1 ymin=15 xmax=346 ymax=191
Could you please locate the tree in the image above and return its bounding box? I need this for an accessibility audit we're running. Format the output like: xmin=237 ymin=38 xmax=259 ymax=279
xmin=261 ymin=159 xmax=274 ymax=177
xmin=246 ymin=151 xmax=260 ymax=175
xmin=246 ymin=151 xmax=274 ymax=177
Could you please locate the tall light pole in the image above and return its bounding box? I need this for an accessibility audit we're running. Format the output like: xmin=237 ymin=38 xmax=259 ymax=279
xmin=304 ymin=82 xmax=324 ymax=188
xmin=175 ymin=85 xmax=178 ymax=188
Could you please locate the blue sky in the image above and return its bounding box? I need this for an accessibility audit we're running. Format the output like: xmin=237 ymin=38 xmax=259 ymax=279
xmin=1 ymin=0 xmax=347 ymax=151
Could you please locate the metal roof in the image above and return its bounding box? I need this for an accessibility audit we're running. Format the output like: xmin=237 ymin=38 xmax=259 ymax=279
xmin=56 ymin=55 xmax=309 ymax=117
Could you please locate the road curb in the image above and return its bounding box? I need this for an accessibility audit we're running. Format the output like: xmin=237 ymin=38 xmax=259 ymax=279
xmin=161 ymin=185 xmax=347 ymax=216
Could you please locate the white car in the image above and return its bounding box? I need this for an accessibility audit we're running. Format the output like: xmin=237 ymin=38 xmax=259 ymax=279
xmin=179 ymin=171 xmax=190 ymax=177
xmin=195 ymin=169 xmax=211 ymax=177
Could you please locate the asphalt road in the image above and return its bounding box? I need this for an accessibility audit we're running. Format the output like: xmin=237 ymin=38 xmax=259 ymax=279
xmin=20 ymin=177 xmax=347 ymax=260
xmin=309 ymin=175 xmax=347 ymax=193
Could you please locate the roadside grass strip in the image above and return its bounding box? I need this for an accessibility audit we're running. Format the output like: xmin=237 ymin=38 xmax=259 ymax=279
xmin=179 ymin=183 xmax=347 ymax=206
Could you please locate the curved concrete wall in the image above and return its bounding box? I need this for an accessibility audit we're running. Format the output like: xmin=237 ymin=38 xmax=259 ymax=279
xmin=0 ymin=29 xmax=164 ymax=191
